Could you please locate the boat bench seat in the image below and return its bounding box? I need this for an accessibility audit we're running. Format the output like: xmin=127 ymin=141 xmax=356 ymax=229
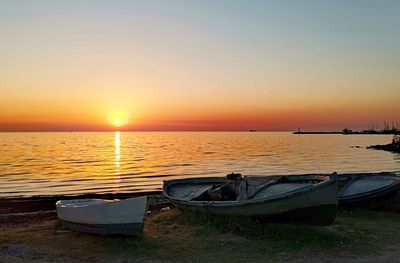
xmin=169 ymin=184 xmax=214 ymax=201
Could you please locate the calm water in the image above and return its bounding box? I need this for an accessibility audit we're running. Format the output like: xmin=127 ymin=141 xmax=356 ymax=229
xmin=0 ymin=132 xmax=399 ymax=197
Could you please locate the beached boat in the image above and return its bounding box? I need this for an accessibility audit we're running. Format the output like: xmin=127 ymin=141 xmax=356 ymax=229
xmin=163 ymin=173 xmax=338 ymax=225
xmin=338 ymin=172 xmax=400 ymax=212
xmin=56 ymin=196 xmax=148 ymax=235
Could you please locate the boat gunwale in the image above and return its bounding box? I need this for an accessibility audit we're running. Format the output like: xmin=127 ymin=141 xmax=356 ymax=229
xmin=163 ymin=173 xmax=337 ymax=208
xmin=56 ymin=196 xmax=148 ymax=209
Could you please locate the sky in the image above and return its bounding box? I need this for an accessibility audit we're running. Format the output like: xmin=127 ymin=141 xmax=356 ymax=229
xmin=1 ymin=0 xmax=399 ymax=131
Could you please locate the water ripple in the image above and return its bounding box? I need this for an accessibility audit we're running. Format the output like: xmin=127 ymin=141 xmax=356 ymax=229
xmin=0 ymin=132 xmax=399 ymax=197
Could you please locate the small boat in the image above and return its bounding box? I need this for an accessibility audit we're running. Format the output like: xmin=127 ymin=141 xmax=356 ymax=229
xmin=338 ymin=172 xmax=400 ymax=212
xmin=56 ymin=196 xmax=148 ymax=235
xmin=163 ymin=173 xmax=338 ymax=225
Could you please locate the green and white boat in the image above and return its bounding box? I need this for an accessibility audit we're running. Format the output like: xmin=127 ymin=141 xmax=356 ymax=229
xmin=163 ymin=173 xmax=338 ymax=225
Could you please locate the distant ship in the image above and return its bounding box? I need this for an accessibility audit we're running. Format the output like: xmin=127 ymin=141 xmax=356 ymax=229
xmin=249 ymin=129 xmax=257 ymax=132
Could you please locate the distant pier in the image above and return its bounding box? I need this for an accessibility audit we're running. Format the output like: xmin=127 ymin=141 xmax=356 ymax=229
xmin=293 ymin=130 xmax=399 ymax=135
xmin=293 ymin=131 xmax=342 ymax=134
xmin=294 ymin=122 xmax=399 ymax=135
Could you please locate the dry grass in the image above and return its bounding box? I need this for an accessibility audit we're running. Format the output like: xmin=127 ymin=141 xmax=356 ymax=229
xmin=1 ymin=209 xmax=400 ymax=262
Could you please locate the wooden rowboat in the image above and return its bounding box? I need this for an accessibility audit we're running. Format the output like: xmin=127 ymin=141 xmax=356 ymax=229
xmin=338 ymin=172 xmax=400 ymax=212
xmin=56 ymin=196 xmax=148 ymax=235
xmin=163 ymin=173 xmax=338 ymax=225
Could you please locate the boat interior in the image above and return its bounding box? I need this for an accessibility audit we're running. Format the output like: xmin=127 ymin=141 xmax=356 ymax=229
xmin=339 ymin=175 xmax=400 ymax=197
xmin=168 ymin=173 xmax=330 ymax=202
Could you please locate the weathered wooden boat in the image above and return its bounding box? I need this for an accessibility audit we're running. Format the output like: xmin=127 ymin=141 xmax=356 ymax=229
xmin=338 ymin=172 xmax=400 ymax=212
xmin=56 ymin=196 xmax=148 ymax=235
xmin=163 ymin=173 xmax=338 ymax=225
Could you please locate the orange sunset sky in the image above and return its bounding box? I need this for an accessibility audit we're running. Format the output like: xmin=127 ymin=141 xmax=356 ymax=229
xmin=1 ymin=1 xmax=399 ymax=132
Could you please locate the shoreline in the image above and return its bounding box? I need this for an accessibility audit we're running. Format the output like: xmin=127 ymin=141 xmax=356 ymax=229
xmin=368 ymin=142 xmax=400 ymax=154
xmin=3 ymin=172 xmax=399 ymax=213
xmin=0 ymin=192 xmax=165 ymax=215
xmin=3 ymin=171 xmax=400 ymax=215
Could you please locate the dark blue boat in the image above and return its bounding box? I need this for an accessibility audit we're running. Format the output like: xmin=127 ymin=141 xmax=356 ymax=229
xmin=338 ymin=172 xmax=400 ymax=212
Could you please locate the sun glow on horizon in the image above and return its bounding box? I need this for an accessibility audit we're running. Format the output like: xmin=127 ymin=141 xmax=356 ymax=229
xmin=0 ymin=2 xmax=399 ymax=132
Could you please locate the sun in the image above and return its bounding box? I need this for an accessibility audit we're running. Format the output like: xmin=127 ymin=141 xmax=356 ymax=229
xmin=108 ymin=111 xmax=129 ymax=128
xmin=112 ymin=116 xmax=126 ymax=127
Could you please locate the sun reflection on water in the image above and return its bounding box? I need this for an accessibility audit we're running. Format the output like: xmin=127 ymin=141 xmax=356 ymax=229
xmin=114 ymin=131 xmax=121 ymax=189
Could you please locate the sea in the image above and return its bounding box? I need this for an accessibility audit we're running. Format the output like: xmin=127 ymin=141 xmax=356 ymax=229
xmin=0 ymin=132 xmax=399 ymax=197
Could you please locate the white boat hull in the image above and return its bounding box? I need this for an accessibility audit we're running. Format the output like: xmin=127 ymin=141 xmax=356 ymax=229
xmin=56 ymin=196 xmax=148 ymax=235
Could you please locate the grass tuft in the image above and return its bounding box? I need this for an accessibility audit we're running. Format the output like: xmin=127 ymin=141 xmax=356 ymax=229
xmin=167 ymin=210 xmax=350 ymax=250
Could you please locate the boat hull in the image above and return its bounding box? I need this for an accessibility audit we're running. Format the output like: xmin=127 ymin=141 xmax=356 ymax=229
xmin=164 ymin=175 xmax=338 ymax=225
xmin=56 ymin=196 xmax=148 ymax=235
xmin=252 ymin=204 xmax=337 ymax=225
xmin=59 ymin=219 xmax=144 ymax=236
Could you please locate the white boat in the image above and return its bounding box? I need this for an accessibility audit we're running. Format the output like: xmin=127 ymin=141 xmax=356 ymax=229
xmin=56 ymin=196 xmax=148 ymax=235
